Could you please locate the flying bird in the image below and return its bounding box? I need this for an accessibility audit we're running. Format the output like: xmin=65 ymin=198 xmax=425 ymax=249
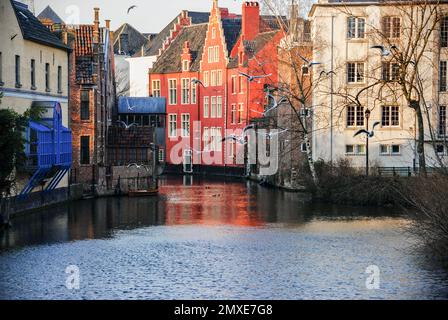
xmin=127 ymin=163 xmax=149 ymax=171
xmin=10 ymin=34 xmax=17 ymax=40
xmin=238 ymin=71 xmax=272 ymax=83
xmin=298 ymin=54 xmax=321 ymax=68
xmin=127 ymin=5 xmax=137 ymax=14
xmin=370 ymin=45 xmax=398 ymax=57
xmin=354 ymin=122 xmax=381 ymax=138
xmin=319 ymin=70 xmax=336 ymax=78
xmin=117 ymin=120 xmax=137 ymax=130
xmin=257 ymin=129 xmax=289 ymax=139
xmin=222 ymin=135 xmax=247 ymax=145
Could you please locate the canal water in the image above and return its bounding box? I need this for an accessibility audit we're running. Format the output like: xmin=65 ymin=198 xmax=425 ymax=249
xmin=1 ymin=176 xmax=447 ymax=300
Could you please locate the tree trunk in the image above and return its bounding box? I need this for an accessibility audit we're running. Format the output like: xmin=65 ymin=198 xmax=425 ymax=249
xmin=413 ymin=101 xmax=427 ymax=176
xmin=303 ymin=131 xmax=319 ymax=187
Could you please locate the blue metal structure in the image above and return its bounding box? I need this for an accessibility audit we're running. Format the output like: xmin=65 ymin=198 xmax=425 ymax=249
xmin=20 ymin=102 xmax=72 ymax=196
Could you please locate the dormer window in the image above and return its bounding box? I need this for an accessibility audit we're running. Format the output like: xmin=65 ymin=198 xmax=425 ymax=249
xmin=182 ymin=60 xmax=190 ymax=72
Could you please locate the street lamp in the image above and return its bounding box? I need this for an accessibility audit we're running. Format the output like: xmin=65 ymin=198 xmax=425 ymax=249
xmin=365 ymin=108 xmax=371 ymax=177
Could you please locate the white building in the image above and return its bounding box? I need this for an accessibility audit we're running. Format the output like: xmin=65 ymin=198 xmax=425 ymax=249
xmin=310 ymin=0 xmax=448 ymax=172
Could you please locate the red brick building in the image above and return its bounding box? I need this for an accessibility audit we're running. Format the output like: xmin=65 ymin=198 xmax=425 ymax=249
xmin=149 ymin=0 xmax=282 ymax=174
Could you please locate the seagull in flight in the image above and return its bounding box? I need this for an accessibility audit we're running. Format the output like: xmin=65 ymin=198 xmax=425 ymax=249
xmin=117 ymin=120 xmax=137 ymax=130
xmin=127 ymin=163 xmax=149 ymax=171
xmin=354 ymin=122 xmax=381 ymax=138
xmin=252 ymin=94 xmax=288 ymax=117
xmin=127 ymin=5 xmax=137 ymax=14
xmin=239 ymin=71 xmax=272 ymax=82
xmin=298 ymin=54 xmax=321 ymax=68
xmin=319 ymin=70 xmax=336 ymax=78
xmin=222 ymin=125 xmax=255 ymax=145
xmin=370 ymin=45 xmax=398 ymax=57
xmin=257 ymin=129 xmax=289 ymax=139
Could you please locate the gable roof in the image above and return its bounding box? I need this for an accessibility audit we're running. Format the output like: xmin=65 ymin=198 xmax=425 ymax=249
xmin=11 ymin=1 xmax=68 ymax=50
xmin=114 ymin=23 xmax=149 ymax=56
xmin=222 ymin=18 xmax=242 ymax=54
xmin=228 ymin=30 xmax=279 ymax=68
xmin=37 ymin=5 xmax=64 ymax=24
xmin=150 ymin=23 xmax=208 ymax=74
xmin=133 ymin=11 xmax=210 ymax=58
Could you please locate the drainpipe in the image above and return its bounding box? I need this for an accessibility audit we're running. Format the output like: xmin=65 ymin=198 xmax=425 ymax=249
xmin=330 ymin=15 xmax=335 ymax=165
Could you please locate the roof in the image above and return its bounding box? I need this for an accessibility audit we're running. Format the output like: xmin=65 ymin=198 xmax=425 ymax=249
xmin=133 ymin=11 xmax=210 ymax=57
xmin=37 ymin=5 xmax=64 ymax=24
xmin=150 ymin=23 xmax=208 ymax=74
xmin=222 ymin=18 xmax=242 ymax=54
xmin=114 ymin=23 xmax=149 ymax=56
xmin=118 ymin=97 xmax=166 ymax=114
xmin=11 ymin=1 xmax=68 ymax=50
xmin=228 ymin=30 xmax=279 ymax=68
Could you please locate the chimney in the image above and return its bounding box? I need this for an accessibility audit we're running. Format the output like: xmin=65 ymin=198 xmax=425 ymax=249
xmin=93 ymin=7 xmax=100 ymax=44
xmin=242 ymin=1 xmax=260 ymax=41
xmin=105 ymin=19 xmax=110 ymax=29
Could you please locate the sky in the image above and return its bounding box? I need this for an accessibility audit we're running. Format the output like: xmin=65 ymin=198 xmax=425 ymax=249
xmin=32 ymin=0 xmax=244 ymax=33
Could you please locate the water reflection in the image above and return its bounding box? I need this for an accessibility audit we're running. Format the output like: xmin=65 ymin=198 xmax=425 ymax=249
xmin=1 ymin=176 xmax=402 ymax=251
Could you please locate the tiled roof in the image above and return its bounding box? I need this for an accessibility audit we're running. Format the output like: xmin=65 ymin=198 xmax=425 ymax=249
xmin=150 ymin=23 xmax=208 ymax=74
xmin=133 ymin=11 xmax=210 ymax=57
xmin=222 ymin=18 xmax=242 ymax=54
xmin=228 ymin=31 xmax=279 ymax=68
xmin=37 ymin=5 xmax=64 ymax=24
xmin=11 ymin=1 xmax=68 ymax=50
xmin=114 ymin=23 xmax=149 ymax=56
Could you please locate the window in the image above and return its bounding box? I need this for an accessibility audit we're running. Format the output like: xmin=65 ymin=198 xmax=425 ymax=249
xmin=347 ymin=62 xmax=364 ymax=83
xmin=158 ymin=149 xmax=165 ymax=162
xmin=80 ymin=136 xmax=90 ymax=165
xmin=442 ymin=17 xmax=448 ymax=48
xmin=212 ymin=27 xmax=216 ymax=39
xmin=80 ymin=90 xmax=90 ymax=121
xmin=382 ymin=16 xmax=401 ymax=38
xmin=231 ymin=76 xmax=237 ymax=94
xmin=208 ymin=47 xmax=214 ymax=63
xmin=57 ymin=66 xmax=62 ymax=93
xmin=152 ymin=80 xmax=161 ymax=97
xmin=45 ymin=63 xmax=50 ymax=91
xmin=347 ymin=17 xmax=365 ymax=39
xmin=214 ymin=46 xmax=219 ymax=62
xmin=210 ymin=127 xmax=222 ymax=152
xmin=229 ymin=140 xmax=236 ymax=158
xmin=168 ymin=79 xmax=177 ymax=105
xmin=217 ymin=96 xmax=222 ymax=118
xmin=31 ymin=59 xmax=36 ymax=89
xmin=191 ymin=78 xmax=197 ymax=104
xmin=182 ymin=60 xmax=189 ymax=72
xmin=238 ymin=103 xmax=244 ymax=124
xmin=391 ymin=145 xmax=401 ymax=155
xmin=346 ymin=144 xmax=365 ymax=155
xmin=231 ymin=104 xmax=237 ymax=124
xmin=15 ymin=55 xmax=21 ymax=87
xmin=301 ymin=143 xmax=307 ymax=153
xmin=346 ymin=105 xmax=364 ymax=127
xmin=382 ymin=62 xmax=400 ymax=81
xmin=168 ymin=114 xmax=177 ymax=137
xmin=440 ymin=61 xmax=447 ymax=92
xmin=382 ymin=106 xmax=400 ymax=127
xmin=217 ymin=70 xmax=222 ymax=86
xmin=204 ymin=96 xmax=209 ymax=118
xmin=211 ymin=96 xmax=217 ymax=118
xmin=181 ymin=78 xmax=190 ymax=104
xmin=239 ymin=76 xmax=244 ymax=93
xmin=181 ymin=114 xmax=190 ymax=137
xmin=380 ymin=145 xmax=389 ymax=155
xmin=203 ymin=71 xmax=209 ymax=87
xmin=439 ymin=105 xmax=447 ymax=136
xmin=210 ymin=70 xmax=217 ymax=86
xmin=203 ymin=127 xmax=210 ymax=151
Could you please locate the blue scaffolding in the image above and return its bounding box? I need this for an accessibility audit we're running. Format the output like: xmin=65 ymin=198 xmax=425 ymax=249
xmin=20 ymin=102 xmax=72 ymax=197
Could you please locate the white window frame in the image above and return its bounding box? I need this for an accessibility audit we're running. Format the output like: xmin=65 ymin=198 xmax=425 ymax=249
xmin=347 ymin=16 xmax=366 ymax=39
xmin=152 ymin=80 xmax=161 ymax=97
xmin=181 ymin=113 xmax=190 ymax=137
xmin=168 ymin=79 xmax=177 ymax=105
xmin=191 ymin=78 xmax=197 ymax=104
xmin=217 ymin=96 xmax=222 ymax=118
xmin=181 ymin=78 xmax=190 ymax=105
xmin=168 ymin=114 xmax=177 ymax=138
xmin=211 ymin=96 xmax=217 ymax=118
xmin=347 ymin=62 xmax=365 ymax=84
xmin=203 ymin=96 xmax=209 ymax=118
